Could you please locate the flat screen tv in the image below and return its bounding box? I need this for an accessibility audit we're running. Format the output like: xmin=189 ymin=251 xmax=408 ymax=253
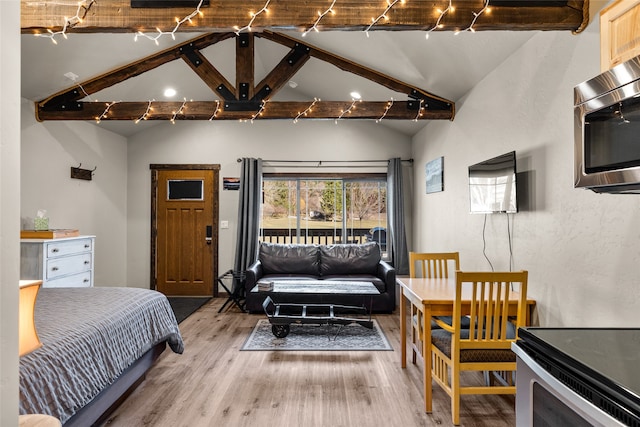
xmin=468 ymin=151 xmax=518 ymax=214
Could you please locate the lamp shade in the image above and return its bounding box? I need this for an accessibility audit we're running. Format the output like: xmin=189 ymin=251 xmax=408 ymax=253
xmin=19 ymin=280 xmax=42 ymax=356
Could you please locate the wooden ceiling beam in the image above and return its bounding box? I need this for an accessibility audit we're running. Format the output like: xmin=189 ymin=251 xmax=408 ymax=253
xmin=35 ymin=100 xmax=453 ymax=121
xmin=38 ymin=32 xmax=234 ymax=106
xmin=254 ymin=45 xmax=311 ymax=102
xmin=236 ymin=34 xmax=254 ymax=101
xmin=36 ymin=32 xmax=455 ymax=122
xmin=20 ymin=0 xmax=589 ymax=34
xmin=180 ymin=50 xmax=236 ymax=100
xmin=257 ymin=31 xmax=452 ymax=111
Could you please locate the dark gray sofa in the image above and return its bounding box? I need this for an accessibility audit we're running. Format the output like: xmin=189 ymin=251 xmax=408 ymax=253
xmin=244 ymin=242 xmax=396 ymax=313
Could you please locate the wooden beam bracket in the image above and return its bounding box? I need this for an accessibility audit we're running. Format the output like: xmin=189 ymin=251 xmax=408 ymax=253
xmin=216 ymin=84 xmax=236 ymax=101
xmin=238 ymin=33 xmax=250 ymax=48
xmin=131 ymin=0 xmax=209 ymax=7
xmin=223 ymin=100 xmax=262 ymax=112
xmin=179 ymin=43 xmax=203 ymax=67
xmin=252 ymin=85 xmax=272 ymax=103
xmin=409 ymin=89 xmax=451 ymax=111
xmin=287 ymin=43 xmax=311 ymax=66
xmin=41 ymin=100 xmax=84 ymax=112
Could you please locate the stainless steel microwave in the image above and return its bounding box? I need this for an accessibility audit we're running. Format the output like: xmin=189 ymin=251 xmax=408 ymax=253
xmin=574 ymin=55 xmax=640 ymax=193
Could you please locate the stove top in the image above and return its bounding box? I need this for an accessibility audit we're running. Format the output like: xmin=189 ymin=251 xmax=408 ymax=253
xmin=517 ymin=327 xmax=640 ymax=425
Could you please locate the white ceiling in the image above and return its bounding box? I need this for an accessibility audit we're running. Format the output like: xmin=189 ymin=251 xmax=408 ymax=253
xmin=21 ymin=30 xmax=542 ymax=137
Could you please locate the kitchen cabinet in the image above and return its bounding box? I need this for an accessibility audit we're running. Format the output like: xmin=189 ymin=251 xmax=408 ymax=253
xmin=600 ymin=0 xmax=640 ymax=71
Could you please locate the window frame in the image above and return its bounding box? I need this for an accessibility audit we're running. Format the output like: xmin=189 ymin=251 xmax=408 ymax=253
xmin=261 ymin=172 xmax=388 ymax=252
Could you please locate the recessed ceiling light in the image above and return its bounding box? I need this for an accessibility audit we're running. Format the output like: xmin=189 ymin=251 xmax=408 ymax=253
xmin=350 ymin=91 xmax=361 ymax=100
xmin=164 ymin=88 xmax=177 ymax=97
xmin=288 ymin=81 xmax=298 ymax=88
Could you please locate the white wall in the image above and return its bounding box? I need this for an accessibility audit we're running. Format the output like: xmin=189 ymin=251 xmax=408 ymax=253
xmin=1 ymin=1 xmax=21 ymax=424
xmin=127 ymin=119 xmax=411 ymax=288
xmin=412 ymin=23 xmax=640 ymax=327
xmin=21 ymin=101 xmax=129 ymax=286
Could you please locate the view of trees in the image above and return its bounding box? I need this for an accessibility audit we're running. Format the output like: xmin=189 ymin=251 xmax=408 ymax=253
xmin=261 ymin=179 xmax=387 ymax=229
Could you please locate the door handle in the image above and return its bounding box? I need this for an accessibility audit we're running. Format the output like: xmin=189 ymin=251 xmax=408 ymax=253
xmin=206 ymin=225 xmax=212 ymax=245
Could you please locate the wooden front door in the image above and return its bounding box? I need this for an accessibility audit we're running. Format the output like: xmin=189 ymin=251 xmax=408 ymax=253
xmin=151 ymin=166 xmax=219 ymax=296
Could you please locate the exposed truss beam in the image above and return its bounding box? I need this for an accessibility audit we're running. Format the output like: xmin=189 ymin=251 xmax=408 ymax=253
xmin=21 ymin=0 xmax=589 ymax=35
xmin=258 ymin=31 xmax=452 ymax=110
xmin=36 ymin=32 xmax=455 ymax=122
xmin=35 ymin=100 xmax=452 ymax=121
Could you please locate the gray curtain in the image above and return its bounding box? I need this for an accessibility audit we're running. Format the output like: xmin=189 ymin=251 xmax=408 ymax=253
xmin=387 ymin=158 xmax=409 ymax=275
xmin=233 ymin=158 xmax=263 ymax=278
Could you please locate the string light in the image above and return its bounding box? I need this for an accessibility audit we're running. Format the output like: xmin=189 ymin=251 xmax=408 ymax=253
xmin=233 ymin=0 xmax=271 ymax=34
xmin=135 ymin=0 xmax=205 ymax=44
xmin=250 ymin=100 xmax=268 ymax=123
xmin=34 ymin=0 xmax=96 ymax=44
xmin=209 ymin=100 xmax=221 ymax=121
xmin=455 ymin=0 xmax=491 ymax=34
xmin=375 ymin=98 xmax=394 ymax=123
xmin=77 ymin=83 xmax=93 ymax=100
xmin=302 ymin=0 xmax=338 ymax=37
xmin=95 ymin=101 xmax=119 ymax=123
xmin=425 ymin=0 xmax=454 ymax=39
xmin=364 ymin=0 xmax=405 ymax=37
xmin=135 ymin=100 xmax=154 ymax=124
xmin=170 ymin=98 xmax=189 ymax=124
xmin=412 ymin=99 xmax=424 ymax=122
xmin=335 ymin=98 xmax=361 ymax=124
xmin=293 ymin=98 xmax=320 ymax=123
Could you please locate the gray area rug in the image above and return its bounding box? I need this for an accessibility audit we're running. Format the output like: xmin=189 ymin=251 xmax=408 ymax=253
xmin=241 ymin=319 xmax=393 ymax=351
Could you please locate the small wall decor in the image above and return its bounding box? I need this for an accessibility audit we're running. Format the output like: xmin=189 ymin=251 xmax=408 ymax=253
xmin=425 ymin=156 xmax=444 ymax=194
xmin=223 ymin=177 xmax=240 ymax=190
xmin=70 ymin=163 xmax=96 ymax=181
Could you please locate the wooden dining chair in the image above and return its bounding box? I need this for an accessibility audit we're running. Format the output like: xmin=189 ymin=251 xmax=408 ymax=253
xmin=408 ymin=252 xmax=461 ymax=364
xmin=430 ymin=270 xmax=528 ymax=425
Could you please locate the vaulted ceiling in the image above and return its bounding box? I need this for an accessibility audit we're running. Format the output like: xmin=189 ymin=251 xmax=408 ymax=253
xmin=20 ymin=0 xmax=601 ymax=136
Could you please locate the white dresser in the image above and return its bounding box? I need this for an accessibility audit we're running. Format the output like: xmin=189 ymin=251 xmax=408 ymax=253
xmin=20 ymin=236 xmax=95 ymax=288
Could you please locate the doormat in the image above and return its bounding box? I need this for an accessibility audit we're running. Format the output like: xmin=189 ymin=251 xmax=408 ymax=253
xmin=241 ymin=319 xmax=393 ymax=351
xmin=167 ymin=297 xmax=211 ymax=324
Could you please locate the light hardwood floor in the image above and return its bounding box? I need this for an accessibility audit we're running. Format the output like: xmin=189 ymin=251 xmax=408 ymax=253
xmin=100 ymin=299 xmax=515 ymax=427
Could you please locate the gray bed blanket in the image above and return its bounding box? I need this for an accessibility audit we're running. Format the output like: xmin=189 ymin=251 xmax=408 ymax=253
xmin=19 ymin=287 xmax=184 ymax=424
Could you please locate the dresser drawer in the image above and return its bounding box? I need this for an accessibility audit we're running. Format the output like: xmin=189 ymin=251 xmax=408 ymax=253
xmin=46 ymin=238 xmax=93 ymax=258
xmin=46 ymin=253 xmax=92 ymax=280
xmin=44 ymin=271 xmax=92 ymax=288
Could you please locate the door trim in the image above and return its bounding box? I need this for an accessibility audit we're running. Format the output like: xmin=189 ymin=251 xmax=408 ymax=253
xmin=150 ymin=164 xmax=220 ymax=296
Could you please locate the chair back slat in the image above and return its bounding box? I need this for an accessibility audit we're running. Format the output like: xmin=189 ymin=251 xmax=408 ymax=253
xmin=409 ymin=252 xmax=460 ymax=278
xmin=456 ymin=271 xmax=528 ymax=348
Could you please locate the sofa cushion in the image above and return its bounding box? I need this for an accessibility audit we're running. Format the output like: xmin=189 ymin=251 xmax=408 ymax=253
xmin=259 ymin=242 xmax=320 ymax=276
xmin=319 ymin=242 xmax=381 ymax=276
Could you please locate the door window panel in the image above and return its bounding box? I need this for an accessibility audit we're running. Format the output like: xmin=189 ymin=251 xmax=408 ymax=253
xmin=167 ymin=180 xmax=204 ymax=200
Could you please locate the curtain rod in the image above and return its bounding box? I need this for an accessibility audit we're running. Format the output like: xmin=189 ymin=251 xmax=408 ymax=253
xmin=236 ymin=158 xmax=413 ymax=164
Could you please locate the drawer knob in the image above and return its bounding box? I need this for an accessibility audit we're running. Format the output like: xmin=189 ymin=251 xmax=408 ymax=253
xmin=51 ymin=267 xmax=59 ymax=271
xmin=52 ymin=248 xmax=59 ymax=253
xmin=84 ymin=261 xmax=90 ymax=265
xmin=84 ymin=244 xmax=90 ymax=248
xmin=83 ymin=279 xmax=89 ymax=283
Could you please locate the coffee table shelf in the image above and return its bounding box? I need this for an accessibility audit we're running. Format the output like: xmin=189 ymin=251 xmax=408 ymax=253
xmin=262 ymin=296 xmax=374 ymax=337
xmin=255 ymin=280 xmax=380 ymax=338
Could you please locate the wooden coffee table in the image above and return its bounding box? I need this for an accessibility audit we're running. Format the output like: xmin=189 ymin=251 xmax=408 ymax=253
xmin=251 ymin=280 xmax=380 ymax=338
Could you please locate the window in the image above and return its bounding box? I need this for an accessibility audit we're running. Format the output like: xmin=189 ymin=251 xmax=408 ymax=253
xmin=167 ymin=179 xmax=204 ymax=200
xmin=260 ymin=175 xmax=387 ymax=254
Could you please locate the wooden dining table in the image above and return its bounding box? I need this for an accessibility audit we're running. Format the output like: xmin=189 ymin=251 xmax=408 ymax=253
xmin=396 ymin=276 xmax=536 ymax=413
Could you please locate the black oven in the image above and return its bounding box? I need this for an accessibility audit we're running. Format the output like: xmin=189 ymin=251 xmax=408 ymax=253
xmin=512 ymin=328 xmax=640 ymax=427
xmin=574 ymin=55 xmax=640 ymax=193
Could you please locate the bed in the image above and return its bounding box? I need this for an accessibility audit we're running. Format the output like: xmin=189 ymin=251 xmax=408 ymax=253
xmin=19 ymin=287 xmax=184 ymax=426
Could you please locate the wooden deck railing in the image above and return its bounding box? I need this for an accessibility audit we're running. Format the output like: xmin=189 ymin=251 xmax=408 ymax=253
xmin=260 ymin=228 xmax=371 ymax=245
